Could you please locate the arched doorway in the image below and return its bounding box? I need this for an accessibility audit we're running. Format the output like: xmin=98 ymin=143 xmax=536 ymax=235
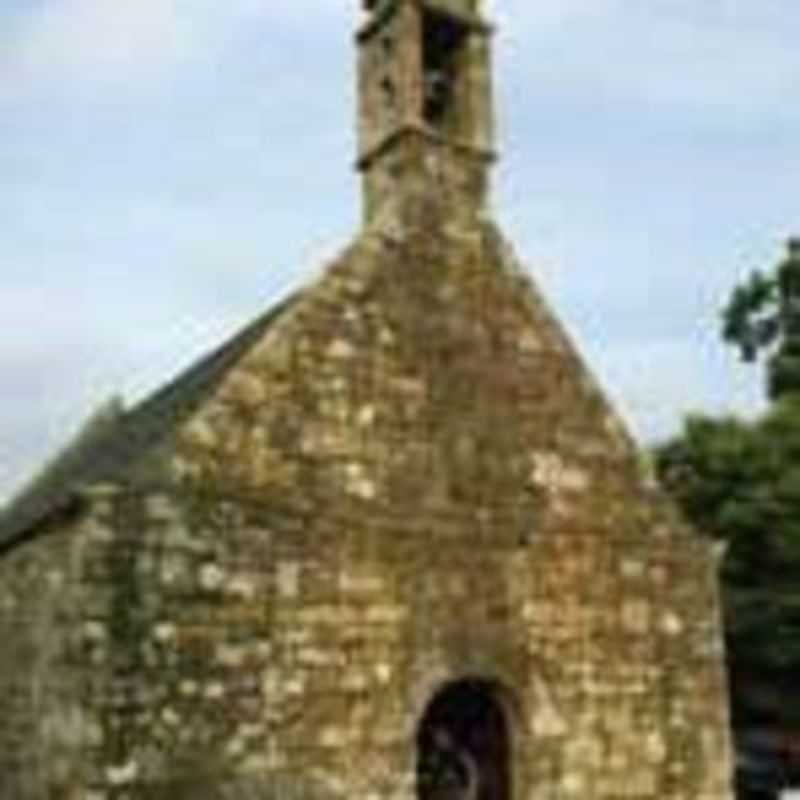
xmin=416 ymin=679 xmax=512 ymax=800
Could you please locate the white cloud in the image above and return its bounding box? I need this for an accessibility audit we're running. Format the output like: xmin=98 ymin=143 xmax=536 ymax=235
xmin=500 ymin=0 xmax=800 ymax=117
xmin=0 ymin=0 xmax=184 ymax=91
xmin=0 ymin=0 xmax=352 ymax=98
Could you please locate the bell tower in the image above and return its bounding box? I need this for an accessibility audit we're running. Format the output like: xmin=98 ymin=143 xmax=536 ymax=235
xmin=356 ymin=0 xmax=496 ymax=226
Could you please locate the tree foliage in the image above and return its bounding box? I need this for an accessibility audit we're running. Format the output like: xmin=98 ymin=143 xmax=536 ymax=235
xmin=655 ymin=241 xmax=800 ymax=799
xmin=723 ymin=240 xmax=800 ymax=400
xmin=656 ymin=401 xmax=800 ymax=689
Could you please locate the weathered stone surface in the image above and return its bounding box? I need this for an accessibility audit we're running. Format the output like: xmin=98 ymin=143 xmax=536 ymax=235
xmin=0 ymin=209 xmax=733 ymax=798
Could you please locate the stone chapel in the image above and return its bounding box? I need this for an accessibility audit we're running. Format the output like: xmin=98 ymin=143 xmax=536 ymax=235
xmin=0 ymin=1 xmax=734 ymax=798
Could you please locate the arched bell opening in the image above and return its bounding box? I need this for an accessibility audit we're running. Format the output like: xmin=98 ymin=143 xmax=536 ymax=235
xmin=416 ymin=678 xmax=513 ymax=800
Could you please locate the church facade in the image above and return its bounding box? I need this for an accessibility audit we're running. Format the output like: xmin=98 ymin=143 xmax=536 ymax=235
xmin=0 ymin=1 xmax=734 ymax=798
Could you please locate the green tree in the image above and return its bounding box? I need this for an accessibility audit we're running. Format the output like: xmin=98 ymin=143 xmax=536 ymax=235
xmin=723 ymin=239 xmax=800 ymax=400
xmin=656 ymin=240 xmax=800 ymax=795
xmin=657 ymin=407 xmax=800 ymax=681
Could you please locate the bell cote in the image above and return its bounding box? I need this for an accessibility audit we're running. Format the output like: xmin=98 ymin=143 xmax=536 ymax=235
xmin=356 ymin=0 xmax=496 ymax=225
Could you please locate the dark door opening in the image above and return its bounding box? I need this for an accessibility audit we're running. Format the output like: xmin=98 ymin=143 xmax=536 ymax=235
xmin=416 ymin=679 xmax=512 ymax=800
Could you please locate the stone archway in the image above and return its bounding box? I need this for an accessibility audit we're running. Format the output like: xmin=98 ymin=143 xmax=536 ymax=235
xmin=416 ymin=679 xmax=512 ymax=800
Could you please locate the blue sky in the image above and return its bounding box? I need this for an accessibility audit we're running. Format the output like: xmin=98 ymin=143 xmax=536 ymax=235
xmin=1 ymin=0 xmax=798 ymax=503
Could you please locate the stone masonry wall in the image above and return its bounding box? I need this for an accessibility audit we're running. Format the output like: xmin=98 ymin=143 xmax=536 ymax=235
xmin=0 ymin=511 xmax=94 ymax=800
xmin=0 ymin=212 xmax=734 ymax=799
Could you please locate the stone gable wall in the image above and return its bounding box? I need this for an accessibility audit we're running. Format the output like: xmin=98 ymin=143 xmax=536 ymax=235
xmin=0 ymin=218 xmax=733 ymax=799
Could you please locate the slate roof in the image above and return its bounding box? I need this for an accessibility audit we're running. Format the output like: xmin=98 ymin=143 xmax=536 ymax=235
xmin=0 ymin=294 xmax=298 ymax=554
